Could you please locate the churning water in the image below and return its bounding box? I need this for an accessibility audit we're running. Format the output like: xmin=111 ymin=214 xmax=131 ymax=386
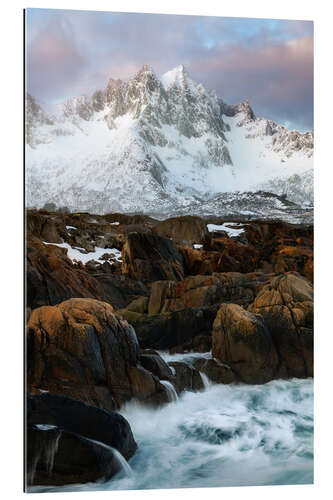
xmin=36 ymin=377 xmax=313 ymax=492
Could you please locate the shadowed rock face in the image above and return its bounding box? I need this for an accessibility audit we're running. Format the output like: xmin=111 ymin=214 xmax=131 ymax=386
xmin=116 ymin=306 xmax=216 ymax=351
xmin=27 ymin=393 xmax=137 ymax=459
xmin=26 ymin=393 xmax=137 ymax=487
xmin=248 ymin=272 xmax=313 ymax=378
xmin=212 ymin=303 xmax=279 ymax=384
xmin=27 ymin=426 xmax=125 ymax=487
xmin=122 ymin=232 xmax=184 ymax=282
xmin=26 ymin=238 xmax=149 ymax=310
xmin=27 ymin=298 xmax=168 ymax=409
xmin=152 ymin=216 xmax=210 ymax=245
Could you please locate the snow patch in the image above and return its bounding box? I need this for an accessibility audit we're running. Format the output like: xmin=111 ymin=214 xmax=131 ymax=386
xmin=207 ymin=223 xmax=245 ymax=237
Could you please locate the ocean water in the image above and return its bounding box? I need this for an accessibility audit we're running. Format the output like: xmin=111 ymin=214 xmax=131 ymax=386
xmin=32 ymin=377 xmax=313 ymax=492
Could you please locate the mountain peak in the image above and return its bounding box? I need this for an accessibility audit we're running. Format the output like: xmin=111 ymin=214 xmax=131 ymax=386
xmin=160 ymin=64 xmax=194 ymax=91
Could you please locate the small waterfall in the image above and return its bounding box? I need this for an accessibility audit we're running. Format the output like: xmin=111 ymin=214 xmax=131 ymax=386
xmin=199 ymin=372 xmax=211 ymax=389
xmin=85 ymin=438 xmax=133 ymax=478
xmin=111 ymin=447 xmax=133 ymax=478
xmin=45 ymin=431 xmax=62 ymax=473
xmin=160 ymin=380 xmax=178 ymax=402
xmin=28 ymin=427 xmax=62 ymax=485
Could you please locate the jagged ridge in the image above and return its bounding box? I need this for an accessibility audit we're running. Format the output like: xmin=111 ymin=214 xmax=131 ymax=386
xmin=25 ymin=64 xmax=313 ymax=214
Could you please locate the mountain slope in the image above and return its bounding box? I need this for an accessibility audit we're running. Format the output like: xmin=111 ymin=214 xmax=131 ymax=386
xmin=25 ymin=64 xmax=313 ymax=214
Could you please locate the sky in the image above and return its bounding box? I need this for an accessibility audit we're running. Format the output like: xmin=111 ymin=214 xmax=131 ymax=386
xmin=25 ymin=9 xmax=313 ymax=132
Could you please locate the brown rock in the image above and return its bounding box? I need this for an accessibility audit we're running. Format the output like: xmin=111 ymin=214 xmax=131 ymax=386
xmin=248 ymin=272 xmax=313 ymax=377
xmin=148 ymin=272 xmax=271 ymax=315
xmin=153 ymin=215 xmax=209 ymax=245
xmin=194 ymin=358 xmax=237 ymax=384
xmin=168 ymin=362 xmax=204 ymax=393
xmin=27 ymin=298 xmax=167 ymax=409
xmin=122 ymin=232 xmax=184 ymax=282
xmin=212 ymin=303 xmax=279 ymax=383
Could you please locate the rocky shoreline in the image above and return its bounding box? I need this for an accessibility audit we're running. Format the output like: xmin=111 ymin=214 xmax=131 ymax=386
xmin=25 ymin=209 xmax=313 ymax=488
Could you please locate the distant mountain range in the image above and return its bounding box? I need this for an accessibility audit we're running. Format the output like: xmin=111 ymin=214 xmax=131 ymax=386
xmin=25 ymin=64 xmax=313 ymax=215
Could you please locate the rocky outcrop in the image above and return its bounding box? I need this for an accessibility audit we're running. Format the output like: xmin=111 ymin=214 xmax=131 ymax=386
xmin=168 ymin=362 xmax=204 ymax=394
xmin=122 ymin=232 xmax=184 ymax=282
xmin=212 ymin=303 xmax=279 ymax=383
xmin=27 ymin=426 xmax=127 ymax=487
xmin=148 ymin=272 xmax=271 ymax=314
xmin=248 ymin=272 xmax=313 ymax=377
xmin=27 ymin=298 xmax=168 ymax=409
xmin=26 ymin=238 xmax=149 ymax=310
xmin=153 ymin=215 xmax=209 ymax=245
xmin=116 ymin=306 xmax=216 ymax=350
xmin=194 ymin=358 xmax=237 ymax=384
xmin=27 ymin=393 xmax=137 ymax=459
xmin=26 ymin=393 xmax=137 ymax=487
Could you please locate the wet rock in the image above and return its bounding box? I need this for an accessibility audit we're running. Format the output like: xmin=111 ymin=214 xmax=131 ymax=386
xmin=212 ymin=303 xmax=279 ymax=383
xmin=139 ymin=352 xmax=174 ymax=380
xmin=168 ymin=361 xmax=204 ymax=393
xmin=194 ymin=358 xmax=237 ymax=384
xmin=169 ymin=334 xmax=212 ymax=354
xmin=27 ymin=426 xmax=128 ymax=487
xmin=27 ymin=393 xmax=137 ymax=460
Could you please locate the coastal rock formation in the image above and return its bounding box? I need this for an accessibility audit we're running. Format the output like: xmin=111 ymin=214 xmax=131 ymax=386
xmin=153 ymin=215 xmax=210 ymax=245
xmin=27 ymin=298 xmax=168 ymax=409
xmin=148 ymin=272 xmax=271 ymax=314
xmin=122 ymin=232 xmax=184 ymax=282
xmin=248 ymin=272 xmax=313 ymax=377
xmin=194 ymin=358 xmax=237 ymax=384
xmin=212 ymin=303 xmax=279 ymax=383
xmin=116 ymin=306 xmax=215 ymax=350
xmin=26 ymin=393 xmax=137 ymax=487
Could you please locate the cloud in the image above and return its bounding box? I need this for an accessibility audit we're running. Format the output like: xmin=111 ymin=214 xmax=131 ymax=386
xmin=26 ymin=10 xmax=313 ymax=130
xmin=27 ymin=16 xmax=86 ymax=101
xmin=190 ymin=35 xmax=313 ymax=130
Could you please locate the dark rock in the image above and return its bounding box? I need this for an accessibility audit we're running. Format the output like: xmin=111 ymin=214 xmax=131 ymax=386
xmin=168 ymin=361 xmax=204 ymax=393
xmin=122 ymin=232 xmax=184 ymax=282
xmin=194 ymin=358 xmax=237 ymax=384
xmin=139 ymin=353 xmax=174 ymax=381
xmin=117 ymin=306 xmax=216 ymax=350
xmin=27 ymin=393 xmax=136 ymax=461
xmin=26 ymin=426 xmax=128 ymax=487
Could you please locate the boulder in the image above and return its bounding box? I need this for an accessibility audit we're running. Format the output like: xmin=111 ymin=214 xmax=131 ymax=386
xmin=148 ymin=272 xmax=271 ymax=315
xmin=152 ymin=216 xmax=209 ymax=245
xmin=126 ymin=296 xmax=149 ymax=314
xmin=194 ymin=358 xmax=237 ymax=384
xmin=27 ymin=298 xmax=168 ymax=409
xmin=248 ymin=272 xmax=313 ymax=377
xmin=168 ymin=362 xmax=204 ymax=393
xmin=169 ymin=334 xmax=212 ymax=354
xmin=122 ymin=232 xmax=184 ymax=282
xmin=27 ymin=426 xmax=129 ymax=487
xmin=27 ymin=393 xmax=137 ymax=460
xmin=139 ymin=352 xmax=174 ymax=381
xmin=212 ymin=303 xmax=279 ymax=383
xmin=117 ymin=306 xmax=216 ymax=350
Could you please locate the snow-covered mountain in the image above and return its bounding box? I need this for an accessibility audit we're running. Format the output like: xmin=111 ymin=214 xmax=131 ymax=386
xmin=25 ymin=64 xmax=313 ymax=214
